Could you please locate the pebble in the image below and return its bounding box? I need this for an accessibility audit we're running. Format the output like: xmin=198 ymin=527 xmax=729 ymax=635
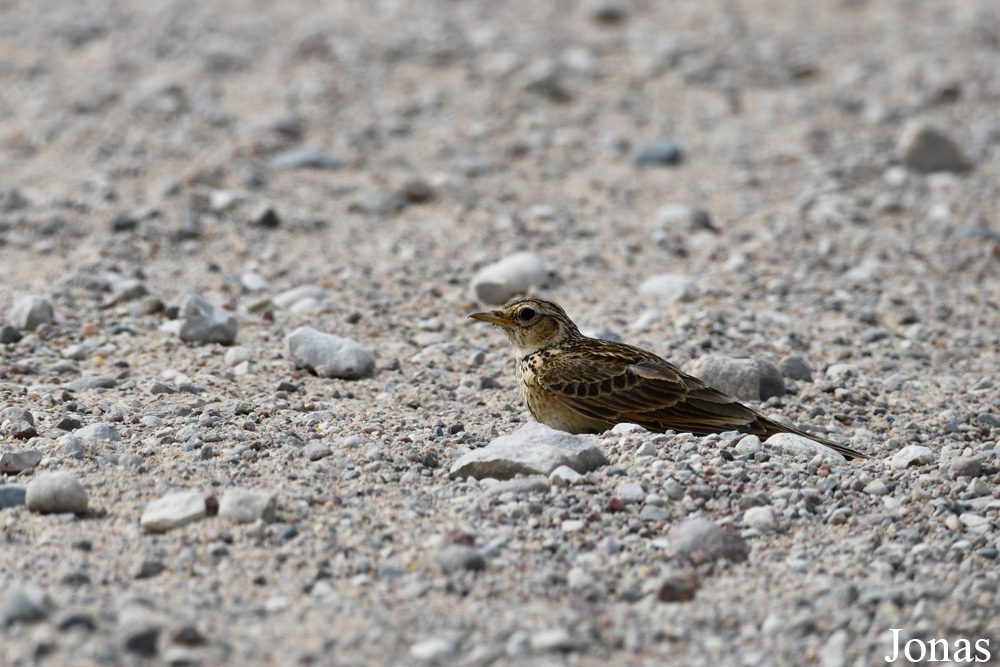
xmin=863 ymin=480 xmax=889 ymax=496
xmin=287 ymin=326 xmax=376 ymax=379
xmin=10 ymin=295 xmax=54 ymax=331
xmin=0 ymin=485 xmax=27 ymax=509
xmin=897 ymin=121 xmax=969 ymax=173
xmin=75 ymin=422 xmax=122 ymax=442
xmin=1 ymin=407 xmax=36 ymax=439
xmin=686 ymin=356 xmax=785 ymax=402
xmin=765 ymin=433 xmax=846 ymax=462
xmin=470 ymin=252 xmax=549 ymax=305
xmin=177 ymin=294 xmax=239 ymax=344
xmin=218 ymin=489 xmax=277 ymax=523
xmin=435 ymin=544 xmax=486 ymax=573
xmin=890 ymin=445 xmax=934 ymax=469
xmin=950 ymin=457 xmax=982 ymax=478
xmin=273 ymin=285 xmax=327 ymax=310
xmin=450 ymin=422 xmax=608 ymax=480
xmin=249 ymin=203 xmax=281 ymax=228
xmin=65 ymin=373 xmax=118 ymax=391
xmin=631 ymin=141 xmax=684 ymax=167
xmin=0 ymin=588 xmax=47 ymax=626
xmin=140 ymin=491 xmax=207 ymax=532
xmin=638 ymin=273 xmax=697 ymax=303
xmin=410 ymin=638 xmax=458 ymax=662
xmin=655 ymin=568 xmax=700 ymax=602
xmin=304 ymin=442 xmax=331 ymax=461
xmin=778 ymin=355 xmax=813 ymax=382
xmin=269 ymin=147 xmax=344 ymax=170
xmin=483 ymin=476 xmax=551 ymax=497
xmin=666 ymin=519 xmax=749 ymax=564
xmin=352 ymin=188 xmax=407 ymax=215
xmin=0 ymin=324 xmax=21 ymax=343
xmin=744 ymin=506 xmax=777 ymax=532
xmin=519 ymin=59 xmax=568 ymax=101
xmin=825 ymin=363 xmax=859 ymax=379
xmin=0 ymin=450 xmax=42 ymax=473
xmin=240 ymin=272 xmax=269 ymax=292
xmin=25 ymin=472 xmax=89 ymax=514
xmin=616 ymin=482 xmax=646 ymax=504
xmin=735 ymin=435 xmax=762 ymax=454
xmin=530 ymin=627 xmax=576 ymax=652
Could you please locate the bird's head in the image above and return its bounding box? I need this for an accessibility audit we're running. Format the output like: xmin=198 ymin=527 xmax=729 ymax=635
xmin=469 ymin=297 xmax=581 ymax=358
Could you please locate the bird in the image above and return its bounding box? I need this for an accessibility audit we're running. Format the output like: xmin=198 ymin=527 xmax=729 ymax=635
xmin=469 ymin=297 xmax=867 ymax=460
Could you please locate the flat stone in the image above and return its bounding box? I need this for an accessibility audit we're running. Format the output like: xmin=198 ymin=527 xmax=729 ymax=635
xmin=410 ymin=638 xmax=458 ymax=662
xmin=483 ymin=475 xmax=551 ymax=497
xmin=450 ymin=422 xmax=607 ymax=480
xmin=666 ymin=518 xmax=749 ymax=564
xmin=639 ymin=273 xmax=697 ymax=303
xmin=778 ymin=355 xmax=813 ymax=382
xmin=0 ymin=450 xmax=42 ymax=473
xmin=25 ymin=472 xmax=89 ymax=514
xmin=11 ymin=296 xmax=54 ymax=331
xmin=765 ymin=433 xmax=846 ymax=462
xmin=686 ymin=356 xmax=785 ymax=401
xmin=75 ymin=422 xmax=122 ymax=442
xmin=218 ymin=489 xmax=277 ymax=523
xmin=269 ymin=147 xmax=344 ymax=170
xmin=142 ymin=401 xmax=193 ymax=418
xmin=178 ymin=294 xmax=238 ymax=344
xmin=470 ymin=252 xmax=549 ymax=305
xmin=890 ymin=445 xmax=934 ymax=470
xmin=65 ymin=373 xmax=118 ymax=392
xmin=287 ymin=327 xmax=375 ymax=379
xmin=140 ymin=491 xmax=207 ymax=532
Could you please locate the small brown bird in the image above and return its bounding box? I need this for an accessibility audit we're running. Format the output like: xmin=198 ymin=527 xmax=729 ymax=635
xmin=470 ymin=297 xmax=867 ymax=460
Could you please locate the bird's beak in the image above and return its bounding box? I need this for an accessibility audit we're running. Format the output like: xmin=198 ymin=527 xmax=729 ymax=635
xmin=469 ymin=310 xmax=513 ymax=327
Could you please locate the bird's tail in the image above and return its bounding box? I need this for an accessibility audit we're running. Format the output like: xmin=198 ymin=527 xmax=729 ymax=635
xmin=757 ymin=416 xmax=869 ymax=460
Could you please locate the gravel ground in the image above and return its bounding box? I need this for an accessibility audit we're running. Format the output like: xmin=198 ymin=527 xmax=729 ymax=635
xmin=2 ymin=1 xmax=1000 ymax=665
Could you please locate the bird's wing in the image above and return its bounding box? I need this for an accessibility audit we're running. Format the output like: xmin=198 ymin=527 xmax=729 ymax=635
xmin=535 ymin=344 xmax=762 ymax=434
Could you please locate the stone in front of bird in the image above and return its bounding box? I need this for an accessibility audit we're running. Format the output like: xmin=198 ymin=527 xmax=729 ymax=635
xmin=469 ymin=297 xmax=867 ymax=460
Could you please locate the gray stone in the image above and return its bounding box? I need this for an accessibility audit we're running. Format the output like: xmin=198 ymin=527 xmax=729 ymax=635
xmin=65 ymin=373 xmax=118 ymax=392
xmin=269 ymin=147 xmax=344 ymax=170
xmin=140 ymin=491 xmax=206 ymax=532
xmin=0 ymin=450 xmax=42 ymax=473
xmin=616 ymin=482 xmax=646 ymax=504
xmin=897 ymin=122 xmax=969 ymax=173
xmin=864 ymin=480 xmax=889 ymax=496
xmin=950 ymin=457 xmax=982 ymax=478
xmin=304 ymin=442 xmax=331 ymax=461
xmin=890 ymin=445 xmax=934 ymax=470
xmin=666 ymin=518 xmax=749 ymax=564
xmin=778 ymin=355 xmax=813 ymax=382
xmin=436 ymin=545 xmax=486 ymax=573
xmin=0 ymin=485 xmax=27 ymax=509
xmin=26 ymin=472 xmax=89 ymax=514
xmin=744 ymin=506 xmax=777 ymax=532
xmin=0 ymin=588 xmax=47 ymax=626
xmin=632 ymin=141 xmax=684 ymax=167
xmin=76 ymin=422 xmax=122 ymax=442
xmin=549 ymin=465 xmax=584 ymax=487
xmin=450 ymin=422 xmax=607 ymax=480
xmin=1 ymin=407 xmax=36 ymax=439
xmin=11 ymin=296 xmax=54 ymax=331
xmin=249 ymin=203 xmax=281 ymax=228
xmin=519 ymin=59 xmax=568 ymax=101
xmin=142 ymin=401 xmax=192 ymax=418
xmin=218 ymin=489 xmax=277 ymax=523
xmin=483 ymin=475 xmax=551 ymax=497
xmin=352 ymin=188 xmax=407 ymax=215
xmin=287 ymin=327 xmax=375 ymax=379
xmin=686 ymin=356 xmax=785 ymax=402
xmin=638 ymin=273 xmax=697 ymax=303
xmin=765 ymin=433 xmax=846 ymax=462
xmin=470 ymin=252 xmax=549 ymax=305
xmin=410 ymin=638 xmax=458 ymax=662
xmin=273 ymin=285 xmax=327 ymax=310
xmin=530 ymin=627 xmax=577 ymax=652
xmin=735 ymin=435 xmax=762 ymax=454
xmin=133 ymin=559 xmax=166 ymax=579
xmin=0 ymin=325 xmax=21 ymax=343
xmin=178 ymin=295 xmax=238 ymax=344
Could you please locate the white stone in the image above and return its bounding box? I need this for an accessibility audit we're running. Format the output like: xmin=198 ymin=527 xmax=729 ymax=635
xmin=638 ymin=274 xmax=696 ymax=303
xmin=744 ymin=506 xmax=777 ymax=532
xmin=25 ymin=472 xmax=88 ymax=514
xmin=890 ymin=445 xmax=934 ymax=470
xmin=218 ymin=489 xmax=277 ymax=523
xmin=11 ymin=296 xmax=54 ymax=331
xmin=764 ymin=433 xmax=846 ymax=462
xmin=470 ymin=252 xmax=549 ymax=305
xmin=75 ymin=422 xmax=122 ymax=442
xmin=549 ymin=465 xmax=584 ymax=487
xmin=178 ymin=294 xmax=238 ymax=344
xmin=287 ymin=326 xmax=375 ymax=379
xmin=140 ymin=491 xmax=206 ymax=532
xmin=450 ymin=422 xmax=607 ymax=480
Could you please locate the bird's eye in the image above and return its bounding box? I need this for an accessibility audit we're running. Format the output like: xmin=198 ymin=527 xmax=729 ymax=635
xmin=518 ymin=307 xmax=536 ymax=321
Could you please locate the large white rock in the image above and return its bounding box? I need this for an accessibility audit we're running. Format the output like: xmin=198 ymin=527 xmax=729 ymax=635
xmin=287 ymin=327 xmax=375 ymax=379
xmin=26 ymin=472 xmax=88 ymax=514
xmin=450 ymin=422 xmax=607 ymax=480
xmin=470 ymin=252 xmax=549 ymax=305
xmin=140 ymin=491 xmax=206 ymax=532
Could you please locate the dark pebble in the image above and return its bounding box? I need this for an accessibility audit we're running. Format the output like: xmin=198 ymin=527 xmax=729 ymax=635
xmin=632 ymin=141 xmax=684 ymax=167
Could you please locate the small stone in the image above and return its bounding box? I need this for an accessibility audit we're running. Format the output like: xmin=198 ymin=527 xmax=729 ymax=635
xmin=55 ymin=416 xmax=83 ymax=431
xmin=735 ymin=435 xmax=762 ymax=454
xmin=950 ymin=457 xmax=982 ymax=478
xmin=121 ymin=454 xmax=145 ymax=469
xmin=0 ymin=588 xmax=47 ymax=626
xmin=249 ymin=203 xmax=281 ymax=228
xmin=1 ymin=407 xmax=36 ymax=439
xmin=121 ymin=616 xmax=160 ymax=657
xmin=967 ymin=478 xmax=990 ymax=497
xmin=890 ymin=445 xmax=934 ymax=470
xmin=409 ymin=637 xmax=458 ymax=663
xmin=436 ymin=544 xmax=486 ymax=573
xmin=178 ymin=294 xmax=238 ymax=344
xmin=133 ymin=559 xmax=166 ymax=579
xmin=140 ymin=491 xmax=207 ymax=532
xmin=0 ymin=325 xmax=22 ymax=343
xmin=616 ymin=482 xmax=645 ymax=504
xmin=686 ymin=356 xmax=785 ymax=402
xmin=352 ymin=188 xmax=408 ymax=215
xmin=450 ymin=422 xmax=607 ymax=480
xmin=269 ymin=147 xmax=344 ymax=170
xmin=744 ymin=506 xmax=777 ymax=532
xmin=530 ymin=627 xmax=576 ymax=652
xmin=287 ymin=327 xmax=375 ymax=379
xmin=666 ymin=518 xmax=749 ymax=564
xmin=218 ymin=489 xmax=277 ymax=523
xmin=0 ymin=450 xmax=42 ymax=473
xmin=897 ymin=122 xmax=969 ymax=173
xmin=75 ymin=422 xmax=122 ymax=442
xmin=765 ymin=433 xmax=846 ymax=462
xmin=655 ymin=568 xmax=700 ymax=602
xmin=632 ymin=141 xmax=684 ymax=167
xmin=519 ymin=59 xmax=568 ymax=101
xmin=65 ymin=373 xmax=118 ymax=391
xmin=470 ymin=252 xmax=549 ymax=305
xmin=0 ymin=485 xmax=27 ymax=509
xmin=778 ymin=355 xmax=813 ymax=382
xmin=11 ymin=296 xmax=54 ymax=331
xmin=25 ymin=472 xmax=89 ymax=514
xmin=0 ymin=187 xmax=29 ymax=212
xmin=638 ymin=273 xmax=696 ymax=303
xmin=240 ymin=272 xmax=269 ymax=292
xmin=825 ymin=363 xmax=859 ymax=379
xmin=664 ymin=479 xmax=684 ymax=500
xmin=483 ymin=476 xmax=551 ymax=497
xmin=304 ymin=442 xmax=331 ymax=461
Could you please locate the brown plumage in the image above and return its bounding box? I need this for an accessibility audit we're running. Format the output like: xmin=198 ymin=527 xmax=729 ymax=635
xmin=469 ymin=297 xmax=867 ymax=460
